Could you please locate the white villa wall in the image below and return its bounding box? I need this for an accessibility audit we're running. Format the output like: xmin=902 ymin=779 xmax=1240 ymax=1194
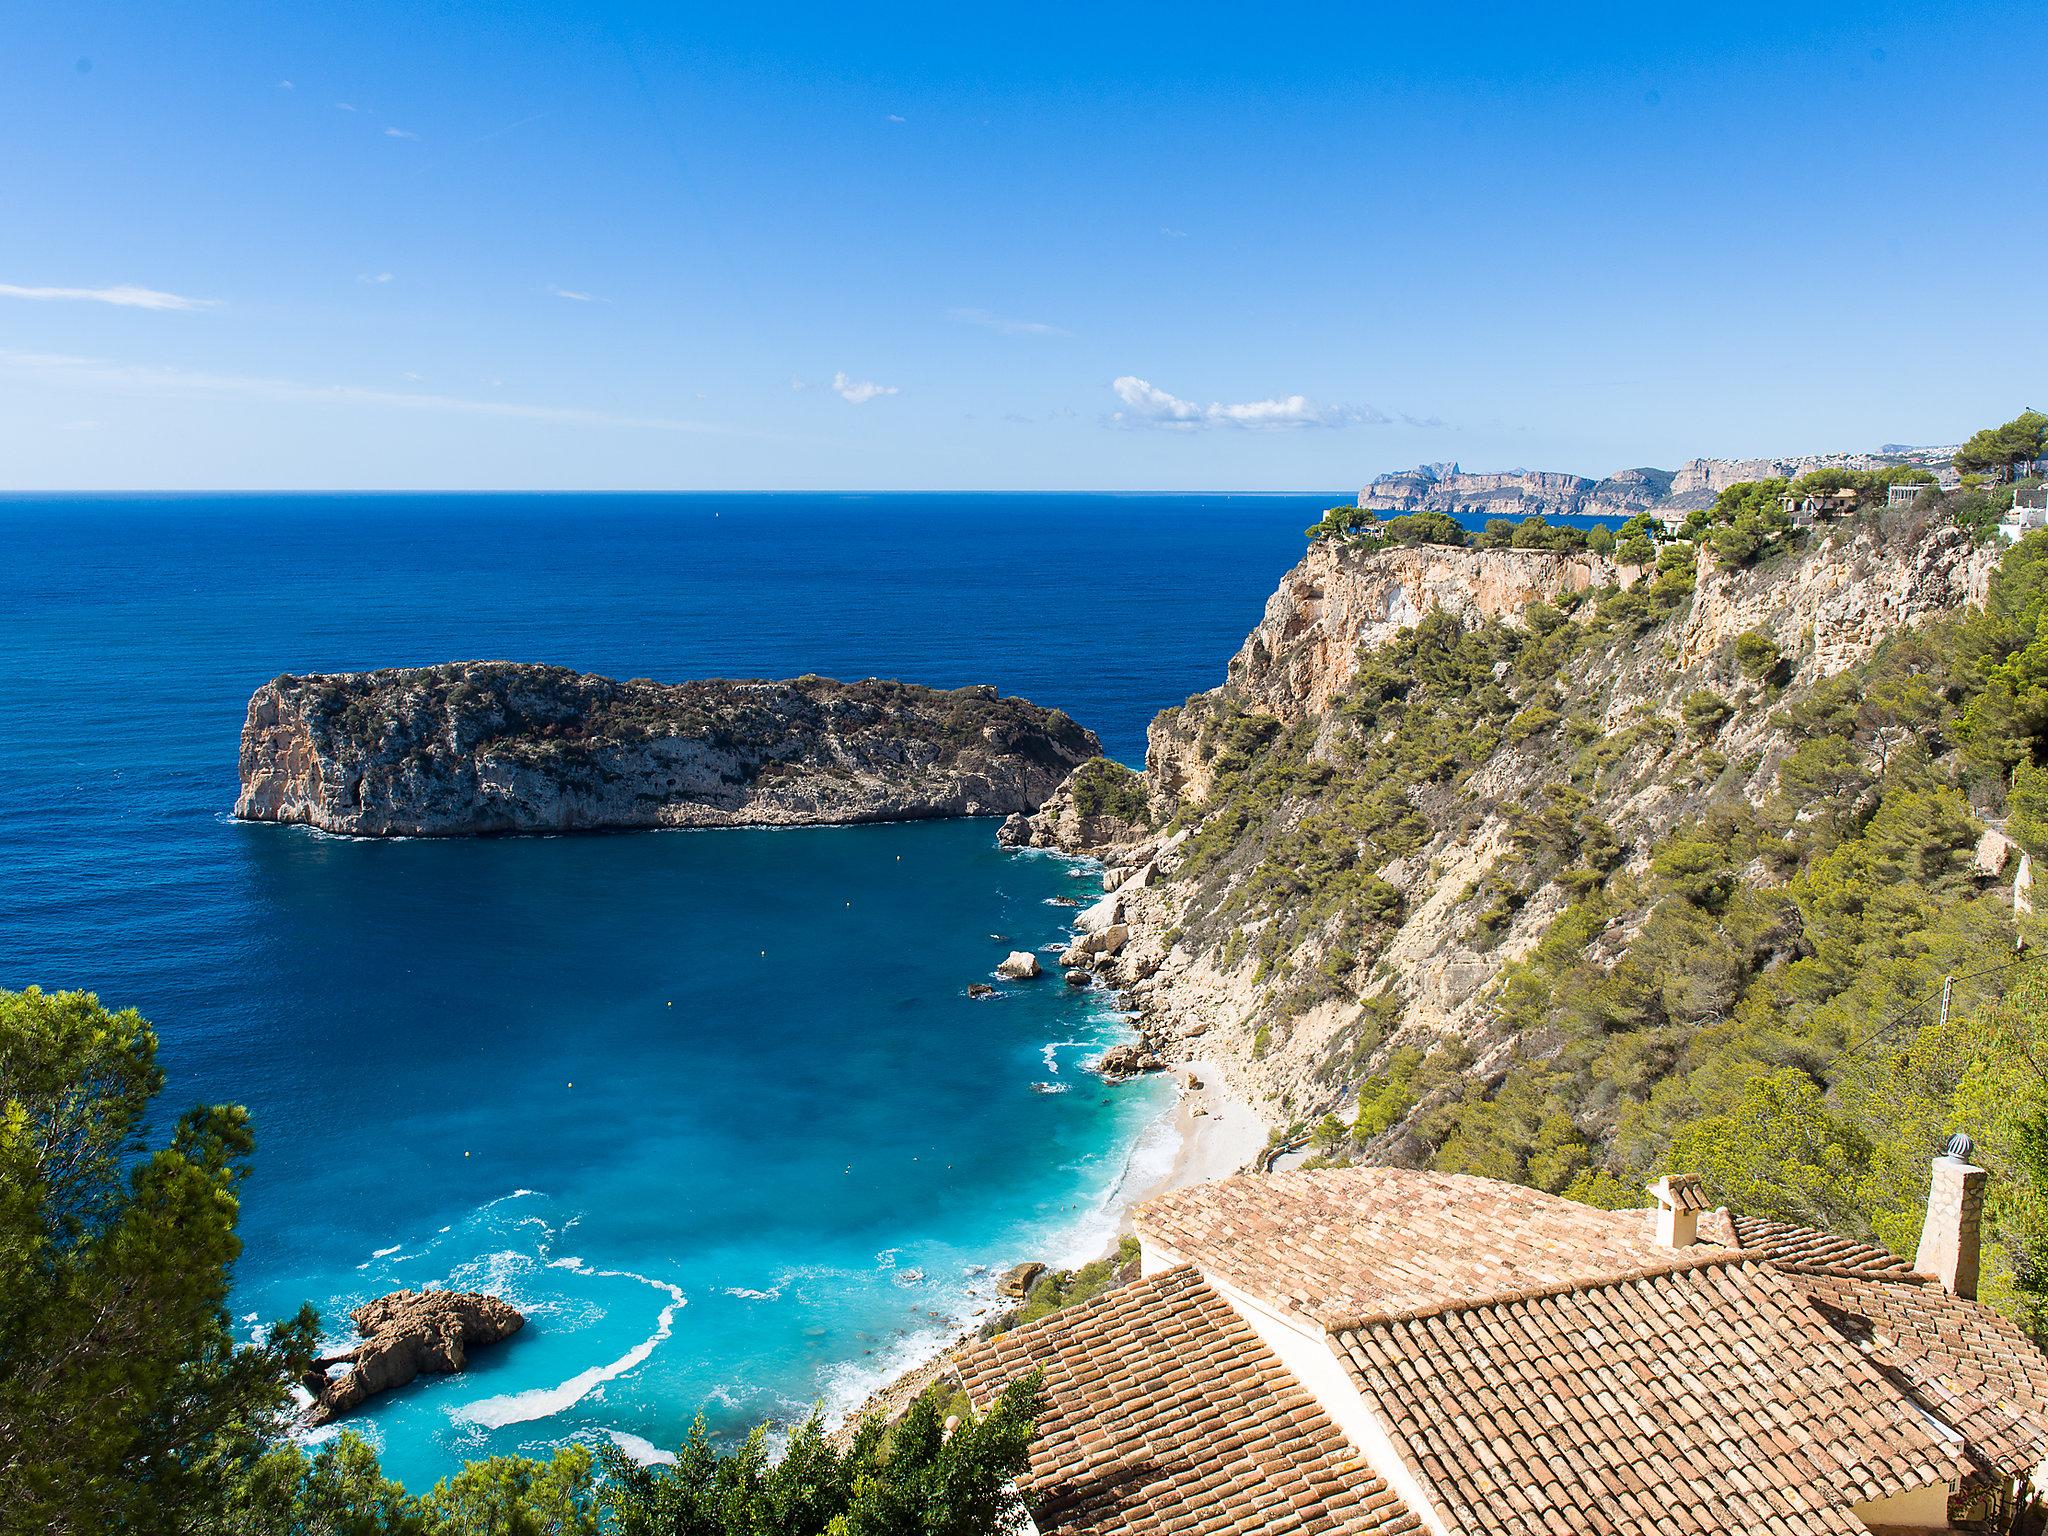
xmin=1850 ymin=1482 xmax=1950 ymax=1530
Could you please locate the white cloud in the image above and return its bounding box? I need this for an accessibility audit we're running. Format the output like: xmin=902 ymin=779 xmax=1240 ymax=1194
xmin=384 ymin=126 xmax=417 ymax=139
xmin=1160 ymin=226 xmax=1188 ymax=238
xmin=336 ymin=102 xmax=357 ymax=111
xmin=357 ymin=271 xmax=394 ymax=285
xmin=0 ymin=349 xmax=735 ymax=435
xmin=1108 ymin=376 xmax=1387 ymax=431
xmin=0 ymin=282 xmax=219 ymax=312
xmin=277 ymin=79 xmax=294 ymax=90
xmin=548 ymin=286 xmax=603 ymax=303
xmin=949 ymin=306 xmax=1070 ymax=338
xmin=886 ymin=113 xmax=906 ymax=124
xmin=832 ymin=370 xmax=898 ymax=405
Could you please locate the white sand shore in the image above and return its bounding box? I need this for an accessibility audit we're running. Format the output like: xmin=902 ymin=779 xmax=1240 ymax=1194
xmin=844 ymin=1053 xmax=1266 ymax=1426
xmin=1129 ymin=1055 xmax=1266 ymax=1216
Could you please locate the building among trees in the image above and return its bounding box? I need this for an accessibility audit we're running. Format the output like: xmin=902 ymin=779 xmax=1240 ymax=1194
xmin=958 ymin=1156 xmax=2048 ymax=1536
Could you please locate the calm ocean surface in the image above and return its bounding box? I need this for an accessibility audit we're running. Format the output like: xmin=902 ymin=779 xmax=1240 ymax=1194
xmin=0 ymin=492 xmax=1324 ymax=1489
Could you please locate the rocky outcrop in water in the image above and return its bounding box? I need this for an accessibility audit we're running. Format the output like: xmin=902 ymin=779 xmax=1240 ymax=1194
xmin=303 ymin=1289 xmax=524 ymax=1425
xmin=236 ymin=664 xmax=1100 ymax=836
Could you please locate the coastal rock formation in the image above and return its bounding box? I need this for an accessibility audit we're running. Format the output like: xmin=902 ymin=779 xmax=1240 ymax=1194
xmin=998 ymin=1262 xmax=1046 ymax=1298
xmin=995 ymin=951 xmax=1042 ymax=980
xmin=1358 ymin=450 xmax=1917 ymax=522
xmin=1220 ymin=540 xmax=1638 ymax=725
xmin=236 ymin=664 xmax=1099 ymax=836
xmin=304 ymin=1289 xmax=523 ymax=1425
xmin=1095 ymin=1043 xmax=1164 ymax=1078
xmin=1015 ymin=519 xmax=2003 ymax=1132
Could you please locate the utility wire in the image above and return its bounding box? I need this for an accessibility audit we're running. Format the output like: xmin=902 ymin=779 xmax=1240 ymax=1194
xmin=1825 ymin=951 xmax=2040 ymax=1069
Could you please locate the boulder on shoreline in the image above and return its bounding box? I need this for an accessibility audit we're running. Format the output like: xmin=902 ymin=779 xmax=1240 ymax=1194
xmin=303 ymin=1289 xmax=524 ymax=1426
xmin=998 ymin=1261 xmax=1047 ymax=1299
xmin=1095 ymin=1043 xmax=1165 ymax=1079
xmin=995 ymin=951 xmax=1041 ymax=980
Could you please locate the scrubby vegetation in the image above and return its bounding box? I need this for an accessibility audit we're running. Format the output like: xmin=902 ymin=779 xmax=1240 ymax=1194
xmin=1064 ymin=757 xmax=1151 ymax=828
xmin=985 ymin=1237 xmax=1142 ymax=1334
xmin=0 ymin=987 xmax=1045 ymax=1535
xmin=1304 ymin=505 xmax=1615 ymax=554
xmin=1181 ymin=517 xmax=2048 ymax=1328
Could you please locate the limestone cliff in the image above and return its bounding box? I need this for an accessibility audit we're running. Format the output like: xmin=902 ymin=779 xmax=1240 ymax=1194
xmin=236 ymin=664 xmax=1098 ymax=836
xmin=1022 ymin=524 xmax=1998 ymax=1135
xmin=1215 ymin=541 xmax=1640 ymax=726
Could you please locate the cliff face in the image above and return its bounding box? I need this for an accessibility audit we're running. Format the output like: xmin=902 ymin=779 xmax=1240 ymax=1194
xmin=1217 ymin=541 xmax=1638 ymax=725
xmin=236 ymin=663 xmax=1098 ymax=836
xmin=1027 ymin=525 xmax=1998 ymax=1131
xmin=1359 ymin=465 xmax=1595 ymax=519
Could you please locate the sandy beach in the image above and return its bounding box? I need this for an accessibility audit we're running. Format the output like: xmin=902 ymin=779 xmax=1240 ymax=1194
xmin=1130 ymin=1055 xmax=1267 ymax=1211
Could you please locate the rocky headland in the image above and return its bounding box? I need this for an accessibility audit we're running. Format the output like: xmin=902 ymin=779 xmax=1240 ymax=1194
xmin=1359 ymin=444 xmax=1957 ymax=521
xmin=235 ymin=664 xmax=1099 ymax=836
xmin=1011 ymin=521 xmax=2001 ymax=1141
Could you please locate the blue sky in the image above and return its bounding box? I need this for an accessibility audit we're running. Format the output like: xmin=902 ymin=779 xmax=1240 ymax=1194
xmin=2 ymin=1 xmax=2041 ymax=490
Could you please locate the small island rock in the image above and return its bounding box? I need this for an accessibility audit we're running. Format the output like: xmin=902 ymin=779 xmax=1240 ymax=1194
xmin=995 ymin=951 xmax=1041 ymax=980
xmin=237 ymin=665 xmax=1100 ymax=837
xmin=303 ymin=1289 xmax=524 ymax=1426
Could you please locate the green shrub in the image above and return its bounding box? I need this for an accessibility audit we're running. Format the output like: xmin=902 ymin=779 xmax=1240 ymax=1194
xmin=1733 ymin=630 xmax=1785 ymax=683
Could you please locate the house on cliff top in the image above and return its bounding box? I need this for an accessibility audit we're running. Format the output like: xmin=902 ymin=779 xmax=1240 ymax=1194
xmin=955 ymin=1150 xmax=2048 ymax=1536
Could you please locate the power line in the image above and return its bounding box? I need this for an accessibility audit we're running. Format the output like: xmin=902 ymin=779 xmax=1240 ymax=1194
xmin=1826 ymin=951 xmax=2039 ymax=1069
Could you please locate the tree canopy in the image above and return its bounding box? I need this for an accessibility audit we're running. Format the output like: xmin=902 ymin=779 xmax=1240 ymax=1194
xmin=1955 ymin=409 xmax=2048 ymax=478
xmin=0 ymin=988 xmax=1047 ymax=1534
xmin=0 ymin=986 xmax=316 ymax=1535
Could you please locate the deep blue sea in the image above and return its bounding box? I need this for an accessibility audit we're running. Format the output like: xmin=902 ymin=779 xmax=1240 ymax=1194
xmin=0 ymin=492 xmax=1326 ymax=1489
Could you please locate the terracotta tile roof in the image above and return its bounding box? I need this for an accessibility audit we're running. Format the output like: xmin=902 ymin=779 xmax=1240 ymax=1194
xmin=1332 ymin=1259 xmax=1959 ymax=1536
xmin=1706 ymin=1211 xmax=1921 ymax=1279
xmin=953 ymin=1264 xmax=1421 ymax=1536
xmin=1796 ymin=1269 xmax=2048 ymax=1483
xmin=1133 ymin=1168 xmax=1717 ymax=1328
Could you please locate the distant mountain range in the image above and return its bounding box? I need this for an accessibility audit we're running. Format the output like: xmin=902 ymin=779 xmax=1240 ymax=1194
xmin=1358 ymin=444 xmax=1960 ymax=521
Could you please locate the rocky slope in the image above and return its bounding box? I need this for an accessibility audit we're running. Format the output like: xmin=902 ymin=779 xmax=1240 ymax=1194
xmin=236 ymin=664 xmax=1098 ymax=836
xmin=1019 ymin=523 xmax=2000 ymax=1137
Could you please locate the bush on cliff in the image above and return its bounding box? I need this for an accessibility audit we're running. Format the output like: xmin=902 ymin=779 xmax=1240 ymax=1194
xmin=1066 ymin=758 xmax=1151 ymax=828
xmin=1403 ymin=532 xmax=2048 ymax=1327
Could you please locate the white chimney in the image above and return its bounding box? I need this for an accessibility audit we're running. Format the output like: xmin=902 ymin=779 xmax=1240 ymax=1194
xmin=1649 ymin=1173 xmax=1707 ymax=1249
xmin=1914 ymin=1133 xmax=1986 ymax=1299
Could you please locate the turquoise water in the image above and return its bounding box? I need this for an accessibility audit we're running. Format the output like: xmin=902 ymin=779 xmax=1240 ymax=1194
xmin=0 ymin=492 xmax=1324 ymax=1489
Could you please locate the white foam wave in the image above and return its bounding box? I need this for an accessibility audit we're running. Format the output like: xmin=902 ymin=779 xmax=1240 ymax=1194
xmin=722 ymin=1284 xmax=784 ymax=1302
xmin=370 ymin=1243 xmax=402 ymax=1259
xmin=605 ymin=1429 xmax=677 ymax=1467
xmin=450 ymin=1262 xmax=687 ymax=1431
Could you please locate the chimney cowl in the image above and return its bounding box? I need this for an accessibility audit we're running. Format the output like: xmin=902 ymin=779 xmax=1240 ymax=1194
xmin=1944 ymin=1131 xmax=1975 ymax=1162
xmin=1648 ymin=1173 xmax=1707 ymax=1249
